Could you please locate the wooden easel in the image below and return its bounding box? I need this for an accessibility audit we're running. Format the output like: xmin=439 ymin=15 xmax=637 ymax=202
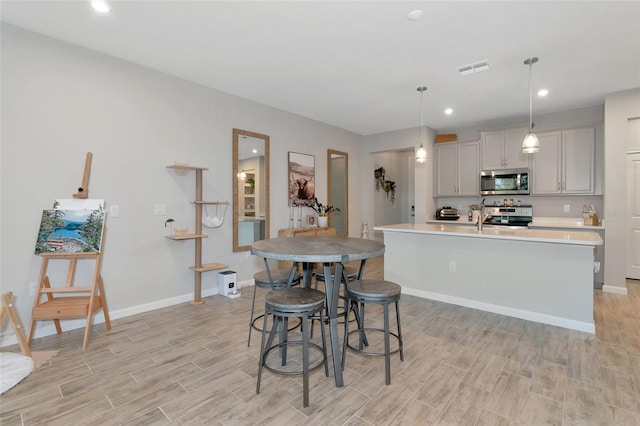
xmin=27 ymin=152 xmax=111 ymax=351
xmin=73 ymin=152 xmax=92 ymax=199
xmin=1 ymin=292 xmax=31 ymax=356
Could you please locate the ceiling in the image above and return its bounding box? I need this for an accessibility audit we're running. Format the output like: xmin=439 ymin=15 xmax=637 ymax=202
xmin=1 ymin=1 xmax=639 ymax=136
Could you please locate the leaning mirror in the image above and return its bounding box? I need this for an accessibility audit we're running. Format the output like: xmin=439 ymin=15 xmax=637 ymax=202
xmin=233 ymin=129 xmax=270 ymax=252
xmin=327 ymin=149 xmax=348 ymax=236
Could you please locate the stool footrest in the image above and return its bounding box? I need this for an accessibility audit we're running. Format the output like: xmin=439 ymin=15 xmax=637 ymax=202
xmin=346 ymin=328 xmax=402 ymax=357
xmin=262 ymin=341 xmax=326 ymax=376
xmin=251 ymin=315 xmax=301 ymax=333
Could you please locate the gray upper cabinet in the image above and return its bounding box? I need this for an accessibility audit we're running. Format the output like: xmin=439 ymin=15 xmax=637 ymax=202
xmin=435 ymin=140 xmax=480 ymax=197
xmin=481 ymin=128 xmax=529 ymax=170
xmin=531 ymin=127 xmax=595 ymax=195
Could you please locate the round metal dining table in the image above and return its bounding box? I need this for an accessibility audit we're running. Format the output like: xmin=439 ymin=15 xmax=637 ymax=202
xmin=251 ymin=236 xmax=385 ymax=387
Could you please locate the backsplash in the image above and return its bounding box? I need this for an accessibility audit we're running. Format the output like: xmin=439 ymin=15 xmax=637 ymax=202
xmin=435 ymin=195 xmax=604 ymax=219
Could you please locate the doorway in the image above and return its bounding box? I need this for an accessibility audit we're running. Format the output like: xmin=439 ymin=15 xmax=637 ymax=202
xmin=371 ymin=149 xmax=415 ymax=228
xmin=628 ymin=151 xmax=640 ymax=279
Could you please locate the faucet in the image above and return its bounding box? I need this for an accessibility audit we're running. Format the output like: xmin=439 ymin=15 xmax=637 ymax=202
xmin=477 ymin=208 xmax=491 ymax=231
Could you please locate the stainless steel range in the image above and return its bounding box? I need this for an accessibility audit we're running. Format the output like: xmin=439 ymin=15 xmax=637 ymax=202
xmin=484 ymin=205 xmax=533 ymax=227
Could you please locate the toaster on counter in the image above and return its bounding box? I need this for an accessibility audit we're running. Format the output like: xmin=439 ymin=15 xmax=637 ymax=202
xmin=436 ymin=207 xmax=460 ymax=220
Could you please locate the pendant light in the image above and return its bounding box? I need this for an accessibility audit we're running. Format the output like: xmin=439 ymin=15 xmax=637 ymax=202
xmin=416 ymin=86 xmax=428 ymax=163
xmin=522 ymin=57 xmax=540 ymax=154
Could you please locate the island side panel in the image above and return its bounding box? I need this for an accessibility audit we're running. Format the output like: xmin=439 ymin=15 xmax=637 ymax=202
xmin=382 ymin=231 xmax=595 ymax=333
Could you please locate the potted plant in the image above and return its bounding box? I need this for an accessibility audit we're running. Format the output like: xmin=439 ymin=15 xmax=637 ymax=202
xmin=383 ymin=180 xmax=396 ymax=204
xmin=374 ymin=166 xmax=386 ymax=191
xmin=245 ymin=178 xmax=255 ymax=194
xmin=310 ymin=197 xmax=341 ymax=228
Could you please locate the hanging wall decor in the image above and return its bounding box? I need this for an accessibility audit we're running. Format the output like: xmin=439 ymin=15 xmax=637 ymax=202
xmin=374 ymin=166 xmax=386 ymax=191
xmin=288 ymin=152 xmax=315 ymax=206
xmin=373 ymin=166 xmax=395 ymax=204
xmin=383 ymin=180 xmax=396 ymax=204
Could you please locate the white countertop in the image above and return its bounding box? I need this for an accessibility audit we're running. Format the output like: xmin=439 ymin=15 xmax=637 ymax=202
xmin=528 ymin=216 xmax=604 ymax=230
xmin=375 ymin=223 xmax=603 ymax=246
xmin=426 ymin=218 xmax=473 ymax=226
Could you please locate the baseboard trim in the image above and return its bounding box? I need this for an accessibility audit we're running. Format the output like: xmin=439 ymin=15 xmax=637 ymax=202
xmin=602 ymin=285 xmax=628 ymax=295
xmin=1 ymin=279 xmax=260 ymax=348
xmin=402 ymin=287 xmax=595 ymax=334
xmin=6 ymin=276 xmax=596 ymax=348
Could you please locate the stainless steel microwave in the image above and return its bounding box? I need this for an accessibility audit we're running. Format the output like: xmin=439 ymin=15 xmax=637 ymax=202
xmin=480 ymin=168 xmax=529 ymax=195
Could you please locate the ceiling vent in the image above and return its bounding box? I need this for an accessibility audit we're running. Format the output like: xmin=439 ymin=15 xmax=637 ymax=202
xmin=457 ymin=60 xmax=489 ymax=76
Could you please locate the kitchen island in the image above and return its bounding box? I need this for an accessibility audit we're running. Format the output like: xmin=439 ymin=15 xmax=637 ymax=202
xmin=374 ymin=223 xmax=603 ymax=333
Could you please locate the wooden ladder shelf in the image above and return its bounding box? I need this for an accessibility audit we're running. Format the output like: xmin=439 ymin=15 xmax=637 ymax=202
xmin=166 ymin=165 xmax=228 ymax=305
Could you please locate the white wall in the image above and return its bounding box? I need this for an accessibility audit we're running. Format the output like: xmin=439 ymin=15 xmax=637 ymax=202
xmin=604 ymin=88 xmax=640 ymax=293
xmin=0 ymin=24 xmax=363 ymax=343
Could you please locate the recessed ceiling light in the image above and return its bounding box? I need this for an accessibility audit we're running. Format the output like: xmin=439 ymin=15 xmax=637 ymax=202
xmin=444 ymin=108 xmax=453 ymax=115
xmin=91 ymin=1 xmax=111 ymax=14
xmin=407 ymin=10 xmax=424 ymax=21
xmin=537 ymin=89 xmax=549 ymax=97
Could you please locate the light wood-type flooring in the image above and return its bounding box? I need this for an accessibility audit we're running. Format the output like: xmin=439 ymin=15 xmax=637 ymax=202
xmin=2 ymin=256 xmax=640 ymax=425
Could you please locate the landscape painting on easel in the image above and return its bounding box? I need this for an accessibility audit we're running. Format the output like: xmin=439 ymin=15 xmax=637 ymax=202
xmin=34 ymin=206 xmax=105 ymax=254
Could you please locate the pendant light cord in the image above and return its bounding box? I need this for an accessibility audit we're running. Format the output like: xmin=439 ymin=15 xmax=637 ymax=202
xmin=417 ymin=86 xmax=427 ymax=144
xmin=420 ymin=88 xmax=425 ymax=144
xmin=524 ymin=57 xmax=538 ymax=133
xmin=528 ymin=59 xmax=533 ymax=133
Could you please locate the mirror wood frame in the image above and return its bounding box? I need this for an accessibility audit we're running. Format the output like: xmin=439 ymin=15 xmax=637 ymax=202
xmin=327 ymin=149 xmax=348 ymax=237
xmin=233 ymin=128 xmax=270 ymax=252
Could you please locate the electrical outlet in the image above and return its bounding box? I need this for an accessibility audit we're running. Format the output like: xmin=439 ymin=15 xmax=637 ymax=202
xmin=449 ymin=261 xmax=456 ymax=272
xmin=594 ymin=261 xmax=601 ymax=273
xmin=29 ymin=282 xmax=37 ymax=296
xmin=563 ymin=204 xmax=570 ymax=213
xmin=154 ymin=204 xmax=166 ymax=216
xmin=110 ymin=205 xmax=120 ymax=218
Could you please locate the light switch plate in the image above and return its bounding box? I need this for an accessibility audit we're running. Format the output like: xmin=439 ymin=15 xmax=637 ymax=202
xmin=110 ymin=205 xmax=120 ymax=217
xmin=154 ymin=204 xmax=166 ymax=216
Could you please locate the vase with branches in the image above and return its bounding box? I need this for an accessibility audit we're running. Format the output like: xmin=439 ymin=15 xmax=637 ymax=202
xmin=310 ymin=197 xmax=340 ymax=227
xmin=310 ymin=197 xmax=341 ymax=217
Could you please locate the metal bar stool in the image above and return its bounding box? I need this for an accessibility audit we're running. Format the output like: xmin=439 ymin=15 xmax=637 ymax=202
xmin=342 ymin=279 xmax=404 ymax=385
xmin=313 ymin=264 xmax=357 ymax=319
xmin=313 ymin=263 xmax=368 ymax=347
xmin=314 ymin=264 xmax=358 ymax=289
xmin=247 ymin=261 xmax=301 ymax=346
xmin=256 ymin=287 xmax=328 ymax=408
